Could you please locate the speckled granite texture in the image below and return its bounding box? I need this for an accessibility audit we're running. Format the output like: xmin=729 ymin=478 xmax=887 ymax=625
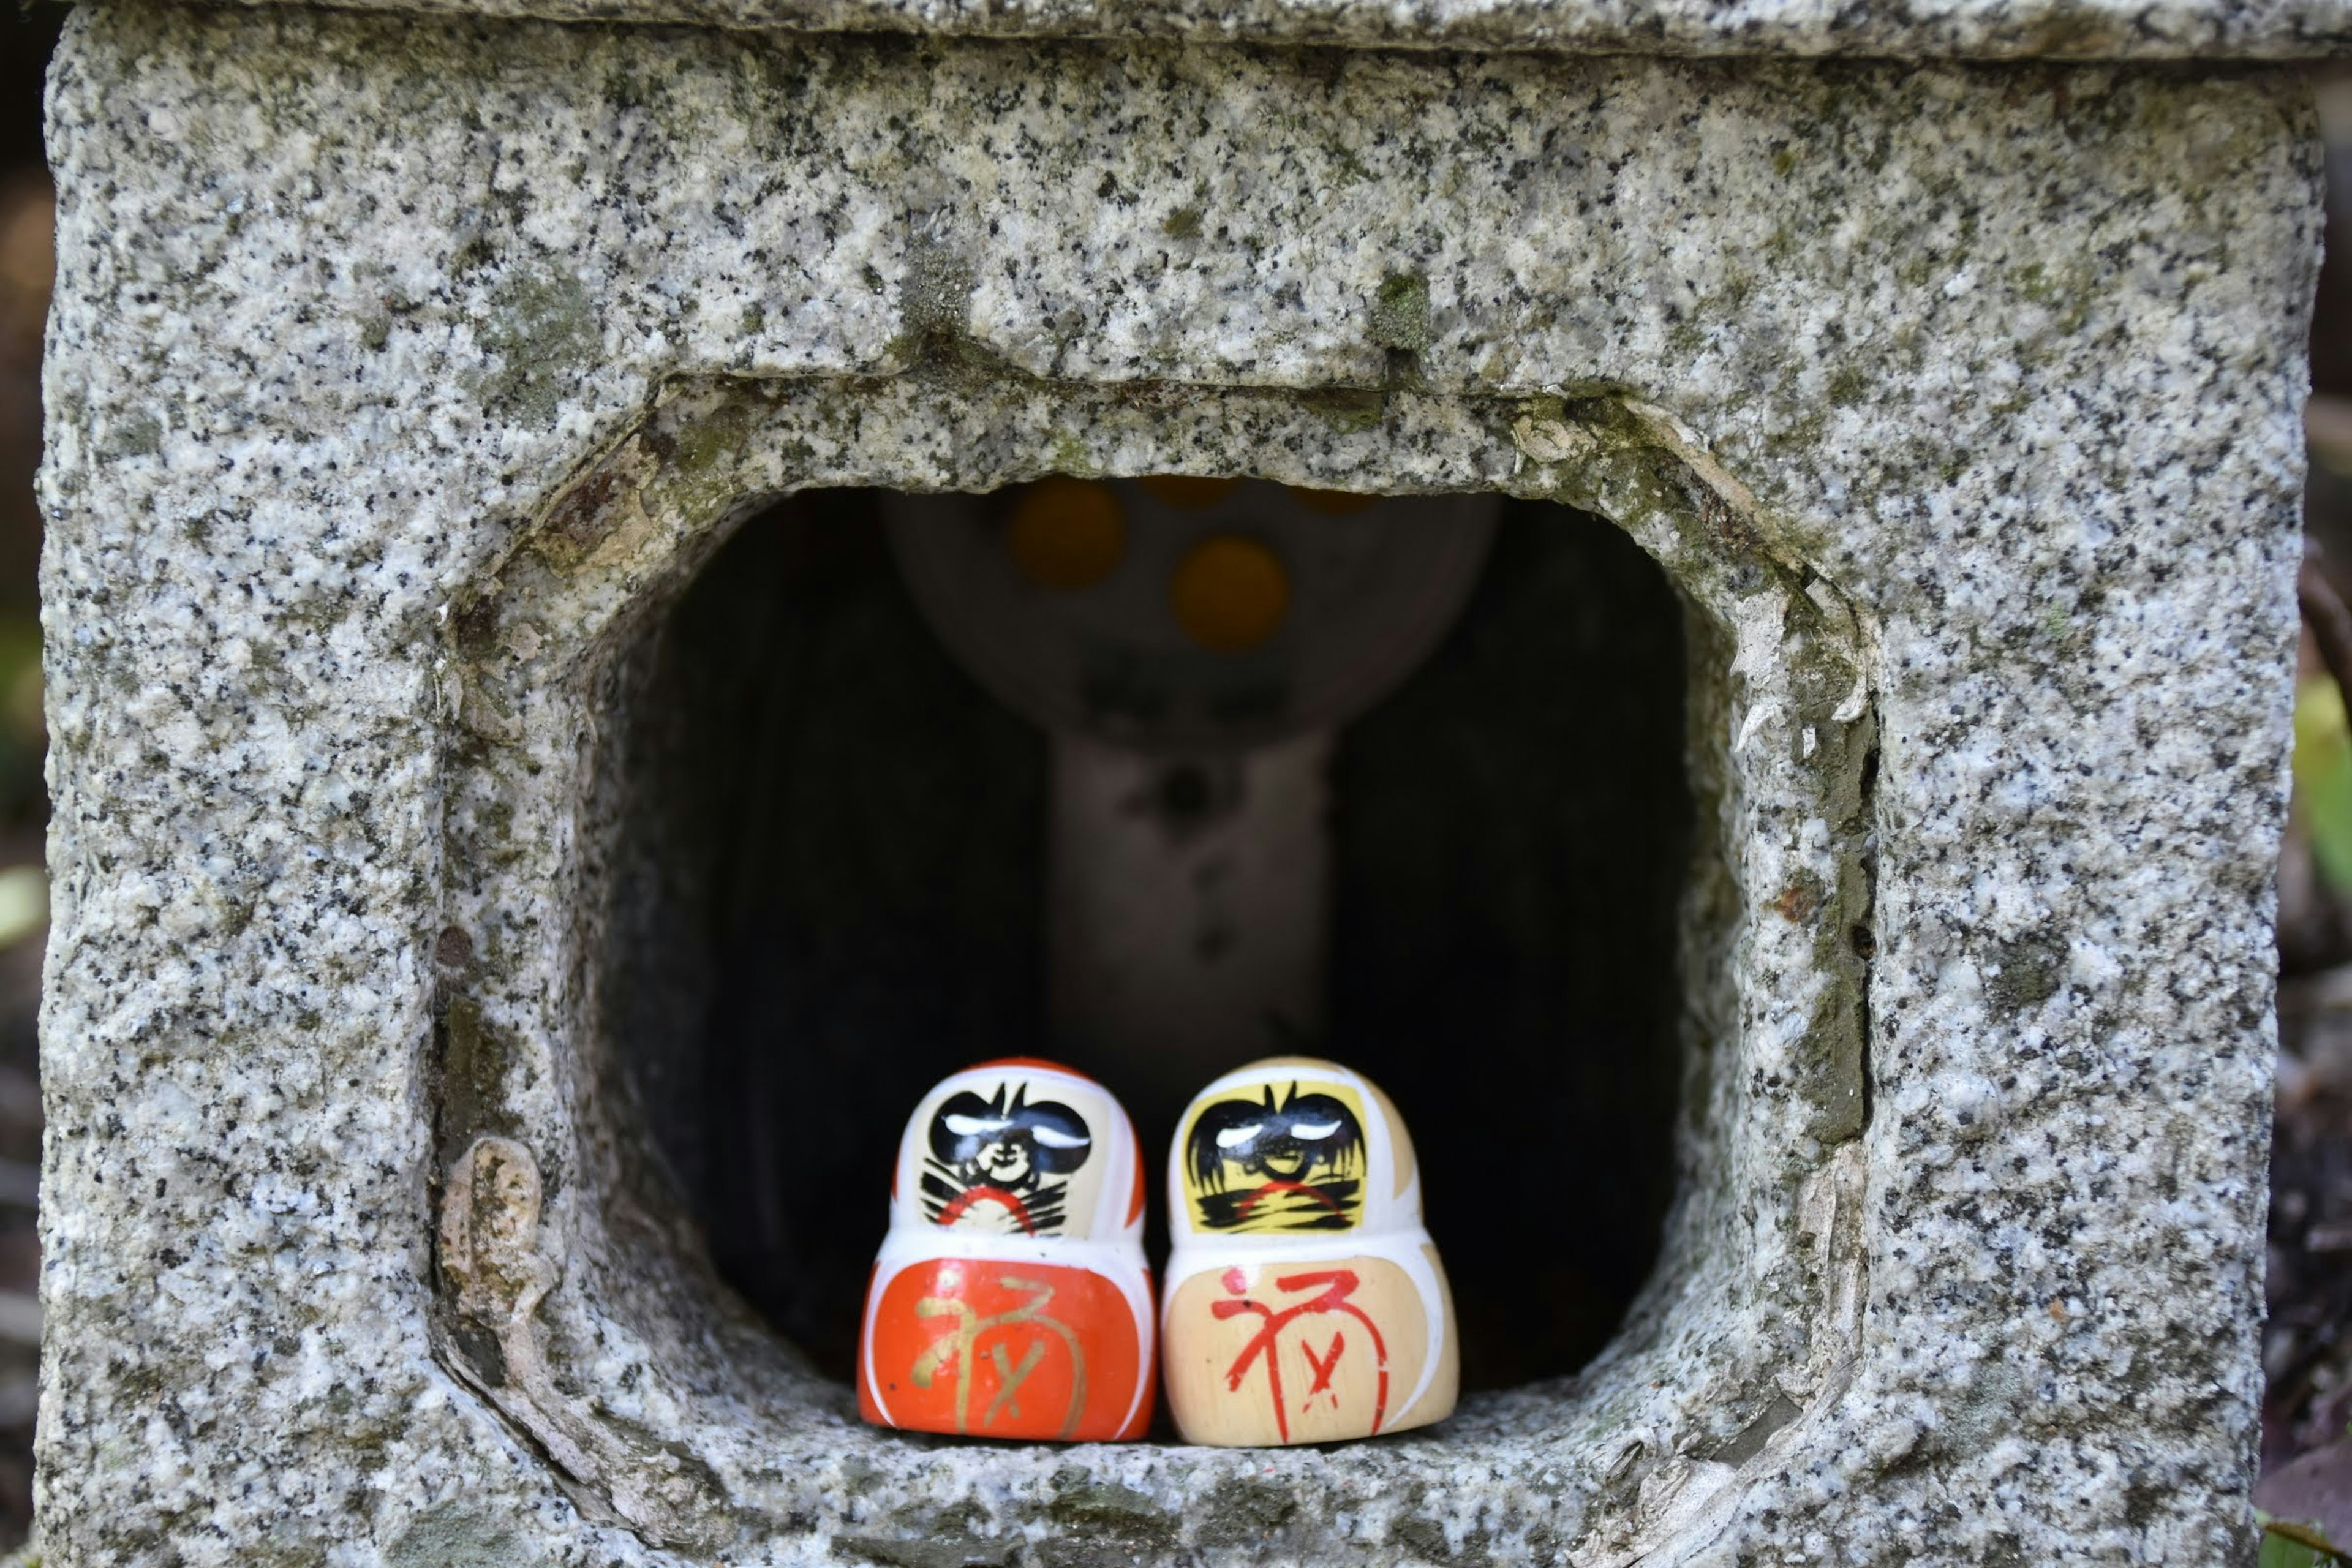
xmin=97 ymin=0 xmax=2352 ymax=57
xmin=33 ymin=3 xmax=2316 ymax=1564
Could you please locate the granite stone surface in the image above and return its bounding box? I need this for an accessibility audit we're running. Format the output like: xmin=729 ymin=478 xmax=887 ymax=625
xmin=95 ymin=0 xmax=2352 ymax=58
xmin=32 ymin=2 xmax=2318 ymax=1564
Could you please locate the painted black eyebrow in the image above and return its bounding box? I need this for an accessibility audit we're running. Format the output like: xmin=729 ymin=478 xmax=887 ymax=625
xmin=1282 ymin=1093 xmax=1363 ymax=1161
xmin=1188 ymin=1096 xmax=1269 ymax=1192
xmin=929 ymin=1090 xmax=1002 ymax=1165
xmin=1016 ymin=1099 xmax=1094 ymax=1174
xmin=928 ymin=1088 xmax=1095 ymax=1173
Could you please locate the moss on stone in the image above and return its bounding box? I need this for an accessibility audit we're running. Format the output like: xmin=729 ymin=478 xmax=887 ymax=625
xmin=1042 ymin=1476 xmax=1179 ymax=1545
xmin=1301 ymin=386 xmax=1387 ymax=431
xmin=473 ymin=268 xmax=596 ymax=427
xmin=1371 ymin=271 xmax=1432 ymax=353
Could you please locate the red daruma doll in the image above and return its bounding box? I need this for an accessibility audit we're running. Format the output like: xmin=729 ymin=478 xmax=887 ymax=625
xmin=859 ymin=1059 xmax=1155 ymax=1441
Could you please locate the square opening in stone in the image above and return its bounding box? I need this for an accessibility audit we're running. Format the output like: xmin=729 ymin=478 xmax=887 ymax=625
xmin=432 ymin=381 xmax=1872 ymax=1558
xmin=600 ymin=483 xmax=1692 ymax=1404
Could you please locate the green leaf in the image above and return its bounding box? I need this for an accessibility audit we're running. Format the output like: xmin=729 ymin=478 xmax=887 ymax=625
xmin=2264 ymin=1526 xmax=2322 ymax=1568
xmin=2260 ymin=1512 xmax=2341 ymax=1568
xmin=2296 ymin=676 xmax=2352 ymax=899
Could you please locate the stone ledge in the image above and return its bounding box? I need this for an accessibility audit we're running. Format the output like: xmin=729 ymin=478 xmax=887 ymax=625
xmin=83 ymin=0 xmax=2352 ymax=58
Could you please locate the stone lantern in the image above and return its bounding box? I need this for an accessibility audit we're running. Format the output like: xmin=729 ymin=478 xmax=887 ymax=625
xmin=26 ymin=0 xmax=2339 ymax=1559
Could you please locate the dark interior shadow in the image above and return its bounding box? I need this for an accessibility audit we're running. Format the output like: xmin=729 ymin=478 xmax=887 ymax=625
xmin=606 ymin=489 xmax=1689 ymax=1394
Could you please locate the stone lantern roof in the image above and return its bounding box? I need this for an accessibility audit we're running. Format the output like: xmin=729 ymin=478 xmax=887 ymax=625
xmin=99 ymin=0 xmax=2352 ymax=55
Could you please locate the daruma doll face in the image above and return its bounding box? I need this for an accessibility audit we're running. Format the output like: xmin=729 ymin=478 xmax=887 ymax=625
xmin=920 ymin=1079 xmax=1098 ymax=1235
xmin=1180 ymin=1079 xmax=1370 ymax=1234
xmin=899 ymin=1063 xmax=1137 ymax=1242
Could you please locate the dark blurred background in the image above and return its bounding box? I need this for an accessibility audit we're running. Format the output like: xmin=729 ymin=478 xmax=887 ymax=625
xmin=12 ymin=12 xmax=2352 ymax=1555
xmin=2252 ymin=71 xmax=2352 ymax=1550
xmin=0 ymin=5 xmax=72 ymax=1550
xmin=609 ymin=491 xmax=1689 ymax=1400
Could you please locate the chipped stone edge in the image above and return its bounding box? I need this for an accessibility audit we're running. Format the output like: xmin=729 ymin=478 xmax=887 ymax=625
xmin=419 ymin=368 xmax=1881 ymax=1560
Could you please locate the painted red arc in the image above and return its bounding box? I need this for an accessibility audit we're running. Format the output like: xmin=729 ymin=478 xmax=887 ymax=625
xmin=935 ymin=1185 xmax=1039 ymax=1234
xmin=1233 ymin=1179 xmax=1348 ymax=1219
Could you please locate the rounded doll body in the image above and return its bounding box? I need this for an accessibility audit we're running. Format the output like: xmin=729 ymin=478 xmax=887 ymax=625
xmin=1161 ymin=1057 xmax=1457 ymax=1446
xmin=860 ymin=1058 xmax=1155 ymax=1441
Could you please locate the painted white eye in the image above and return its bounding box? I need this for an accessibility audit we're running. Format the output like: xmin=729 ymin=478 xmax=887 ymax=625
xmin=1031 ymin=1126 xmax=1090 ymax=1150
xmin=1289 ymin=1119 xmax=1343 ymax=1139
xmin=943 ymin=1114 xmax=1003 ymax=1137
xmin=1215 ymin=1123 xmax=1263 ymax=1150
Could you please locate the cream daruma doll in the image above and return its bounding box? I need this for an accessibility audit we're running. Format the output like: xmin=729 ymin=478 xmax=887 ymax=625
xmin=860 ymin=1058 xmax=1155 ymax=1441
xmin=1161 ymin=1057 xmax=1458 ymax=1446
